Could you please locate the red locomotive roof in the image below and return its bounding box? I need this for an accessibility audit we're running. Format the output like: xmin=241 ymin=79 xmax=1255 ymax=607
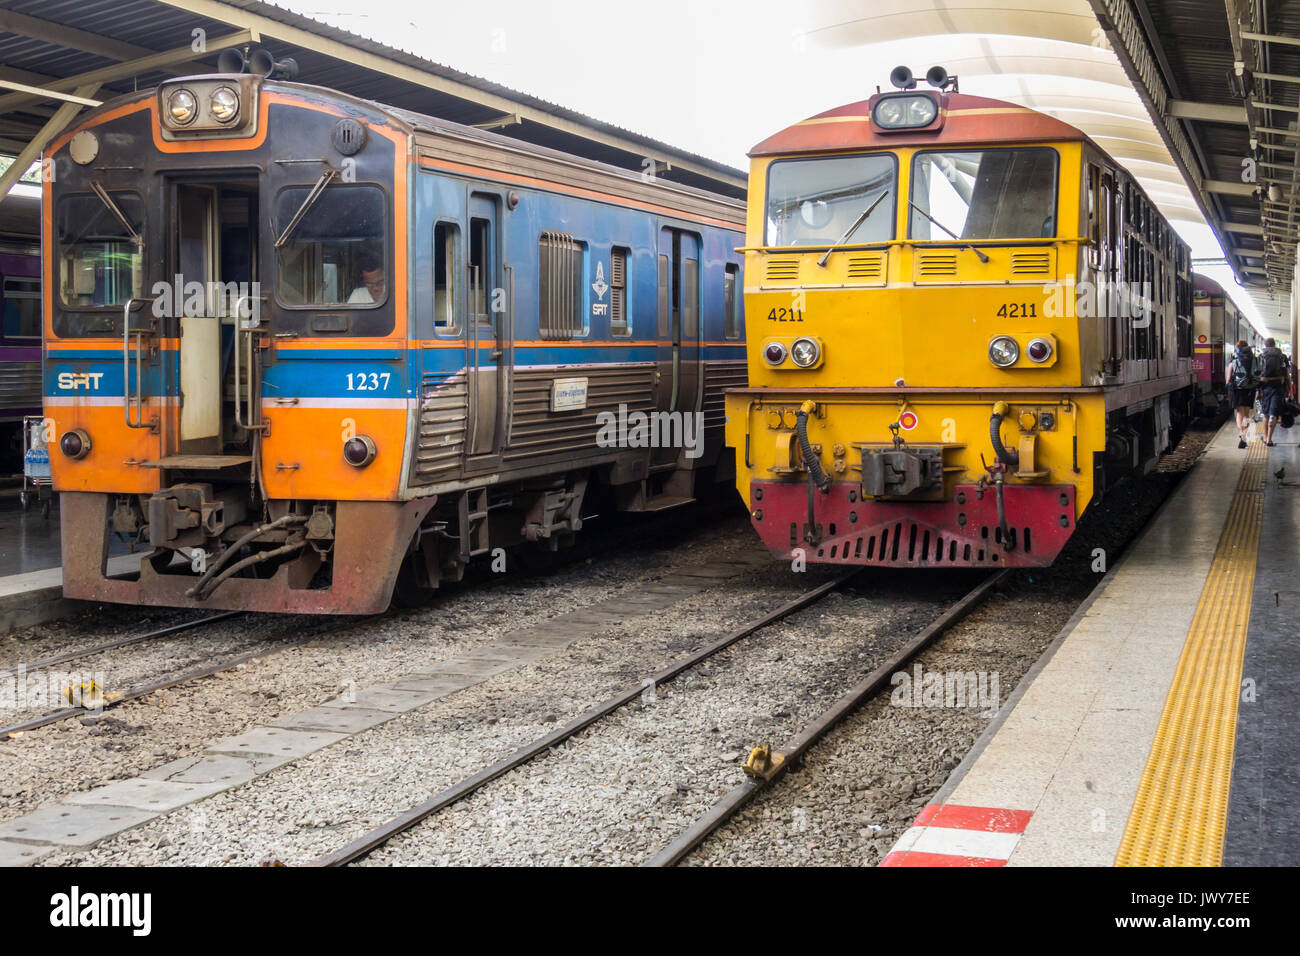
xmin=750 ymin=92 xmax=1087 ymax=157
xmin=1194 ymin=273 xmax=1226 ymax=297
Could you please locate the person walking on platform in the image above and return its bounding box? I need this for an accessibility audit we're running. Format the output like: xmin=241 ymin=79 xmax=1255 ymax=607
xmin=1226 ymin=339 xmax=1258 ymax=449
xmin=1257 ymin=337 xmax=1289 ymax=447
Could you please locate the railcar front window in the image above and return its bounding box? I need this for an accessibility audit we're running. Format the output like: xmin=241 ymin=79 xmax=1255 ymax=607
xmin=765 ymin=154 xmax=896 ymax=246
xmin=275 ymin=185 xmax=387 ymax=307
xmin=909 ymin=148 xmax=1058 ymax=240
xmin=56 ymin=194 xmax=144 ymax=308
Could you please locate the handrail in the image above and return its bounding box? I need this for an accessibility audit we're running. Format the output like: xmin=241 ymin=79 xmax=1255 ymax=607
xmin=231 ymin=302 xmax=260 ymax=434
xmin=121 ymin=298 xmax=151 ymax=429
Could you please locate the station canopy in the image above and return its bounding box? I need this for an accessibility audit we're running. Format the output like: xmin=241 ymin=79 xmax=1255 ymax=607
xmin=805 ymin=0 xmax=1295 ymax=339
xmin=0 ymin=0 xmax=746 ymax=213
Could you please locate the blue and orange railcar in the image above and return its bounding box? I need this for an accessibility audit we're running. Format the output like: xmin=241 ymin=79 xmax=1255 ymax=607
xmin=43 ymin=68 xmax=745 ymax=612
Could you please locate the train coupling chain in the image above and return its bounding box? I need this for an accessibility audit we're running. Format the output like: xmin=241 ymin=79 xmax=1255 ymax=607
xmin=742 ymin=743 xmax=787 ymax=781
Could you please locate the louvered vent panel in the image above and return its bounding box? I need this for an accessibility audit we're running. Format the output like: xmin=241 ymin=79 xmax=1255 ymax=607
xmin=916 ymin=253 xmax=958 ymax=277
xmin=765 ymin=258 xmax=799 ymax=281
xmin=1010 ymin=251 xmax=1052 ymax=276
xmin=846 ymin=254 xmax=884 ymax=279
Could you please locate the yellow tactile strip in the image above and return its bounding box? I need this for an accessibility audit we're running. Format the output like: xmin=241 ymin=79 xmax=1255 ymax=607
xmin=1116 ymin=442 xmax=1266 ymax=866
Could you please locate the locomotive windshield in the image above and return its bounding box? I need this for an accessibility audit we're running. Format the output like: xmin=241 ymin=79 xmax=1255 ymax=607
xmin=765 ymin=154 xmax=896 ymax=246
xmin=56 ymin=192 xmax=144 ymax=309
xmin=275 ymin=184 xmax=387 ymax=308
xmin=909 ymin=147 xmax=1058 ymax=241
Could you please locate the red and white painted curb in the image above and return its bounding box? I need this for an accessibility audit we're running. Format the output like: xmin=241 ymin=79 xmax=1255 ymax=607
xmin=880 ymin=803 xmax=1033 ymax=866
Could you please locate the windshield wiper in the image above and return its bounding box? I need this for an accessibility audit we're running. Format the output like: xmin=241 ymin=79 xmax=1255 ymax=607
xmin=89 ymin=181 xmax=142 ymax=247
xmin=274 ymin=167 xmax=339 ymax=248
xmin=907 ymin=200 xmax=989 ymax=263
xmin=817 ymin=188 xmax=890 ymax=267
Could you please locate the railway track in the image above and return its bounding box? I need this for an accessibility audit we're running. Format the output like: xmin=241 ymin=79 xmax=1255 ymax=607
xmin=644 ymin=569 xmax=1008 ymax=866
xmin=311 ymin=568 xmax=1005 ymax=867
xmin=0 ymin=613 xmax=329 ymax=739
xmin=0 ymin=504 xmax=740 ymax=743
xmin=0 ymin=611 xmax=241 ymax=682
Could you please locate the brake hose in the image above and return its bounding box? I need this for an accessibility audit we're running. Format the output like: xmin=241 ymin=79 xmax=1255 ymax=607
xmin=989 ymin=401 xmax=1020 ymax=467
xmin=796 ymin=401 xmax=831 ymax=492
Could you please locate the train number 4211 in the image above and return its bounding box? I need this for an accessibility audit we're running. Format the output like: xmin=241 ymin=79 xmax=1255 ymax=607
xmin=997 ymin=303 xmax=1037 ymax=318
xmin=767 ymin=307 xmax=805 ymax=322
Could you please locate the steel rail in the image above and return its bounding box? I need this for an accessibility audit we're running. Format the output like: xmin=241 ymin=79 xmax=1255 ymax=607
xmin=642 ymin=568 xmax=1009 ymax=867
xmin=310 ymin=569 xmax=862 ymax=867
xmin=0 ymin=611 xmax=242 ymax=681
xmin=0 ymin=628 xmax=324 ymax=739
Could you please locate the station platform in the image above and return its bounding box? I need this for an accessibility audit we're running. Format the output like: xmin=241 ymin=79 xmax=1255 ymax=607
xmin=883 ymin=420 xmax=1298 ymax=867
xmin=0 ymin=497 xmax=139 ymax=633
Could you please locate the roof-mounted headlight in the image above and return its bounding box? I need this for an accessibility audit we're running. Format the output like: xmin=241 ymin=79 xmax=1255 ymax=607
xmin=872 ymin=93 xmax=939 ymax=130
xmin=209 ymin=86 xmax=240 ymax=124
xmin=168 ymin=89 xmax=198 ymax=126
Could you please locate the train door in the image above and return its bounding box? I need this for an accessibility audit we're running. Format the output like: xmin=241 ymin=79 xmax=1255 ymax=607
xmin=168 ymin=181 xmax=259 ymax=462
xmin=464 ymin=192 xmax=508 ymax=465
xmin=175 ymin=185 xmax=222 ymax=454
xmin=655 ymin=227 xmax=700 ymax=465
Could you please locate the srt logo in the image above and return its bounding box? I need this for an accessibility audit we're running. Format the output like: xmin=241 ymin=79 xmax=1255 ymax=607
xmin=58 ymin=372 xmax=104 ymax=390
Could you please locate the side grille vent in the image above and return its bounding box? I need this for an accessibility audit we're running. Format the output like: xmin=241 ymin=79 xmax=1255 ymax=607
xmin=846 ymin=254 xmax=884 ymax=279
xmin=1010 ymin=251 xmax=1052 ymax=276
xmin=916 ymin=252 xmax=958 ymax=277
xmin=765 ymin=258 xmax=799 ymax=281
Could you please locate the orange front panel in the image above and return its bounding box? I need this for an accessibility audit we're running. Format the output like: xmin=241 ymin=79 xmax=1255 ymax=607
xmin=259 ymin=406 xmax=409 ymax=500
xmin=45 ymin=403 xmax=164 ymax=494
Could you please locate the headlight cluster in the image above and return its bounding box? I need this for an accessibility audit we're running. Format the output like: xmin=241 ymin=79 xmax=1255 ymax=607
xmin=764 ymin=338 xmax=821 ymax=369
xmin=989 ymin=335 xmax=1055 ymax=368
xmin=164 ymin=84 xmax=241 ymax=129
xmin=872 ymin=94 xmax=939 ymax=129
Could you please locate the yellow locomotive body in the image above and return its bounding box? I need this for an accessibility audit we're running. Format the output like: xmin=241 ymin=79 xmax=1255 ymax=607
xmin=725 ymin=84 xmax=1194 ymax=567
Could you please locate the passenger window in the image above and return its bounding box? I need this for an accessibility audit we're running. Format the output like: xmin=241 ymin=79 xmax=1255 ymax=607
xmin=724 ymin=264 xmax=740 ymax=339
xmin=434 ymin=222 xmax=459 ymax=332
xmin=610 ymin=246 xmax=629 ymax=336
xmin=682 ymin=257 xmax=698 ymax=338
xmin=2 ymin=277 xmax=41 ymax=339
xmin=657 ymin=254 xmax=669 ymax=337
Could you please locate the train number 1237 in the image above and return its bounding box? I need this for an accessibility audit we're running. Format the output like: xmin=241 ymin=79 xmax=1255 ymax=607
xmin=346 ymin=371 xmax=391 ymax=391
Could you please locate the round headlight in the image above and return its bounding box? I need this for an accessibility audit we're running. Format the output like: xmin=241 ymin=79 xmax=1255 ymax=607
xmin=907 ymin=96 xmax=938 ymax=126
xmin=168 ymin=89 xmax=198 ymax=126
xmin=764 ymin=342 xmax=787 ymax=366
xmin=59 ymin=429 xmax=91 ymax=460
xmin=1026 ymin=337 xmax=1054 ymax=363
xmin=790 ymin=337 xmax=820 ymax=368
xmin=989 ymin=336 xmax=1020 ymax=368
xmin=342 ymin=435 xmax=377 ymax=467
xmin=209 ymin=86 xmax=240 ymax=124
xmin=875 ymin=99 xmax=905 ymax=127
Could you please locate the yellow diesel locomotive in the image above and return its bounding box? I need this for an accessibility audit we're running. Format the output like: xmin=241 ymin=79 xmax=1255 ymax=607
xmin=725 ymin=68 xmax=1195 ymax=568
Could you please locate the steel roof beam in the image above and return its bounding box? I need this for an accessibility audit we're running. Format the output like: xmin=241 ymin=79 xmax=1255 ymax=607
xmin=0 ymin=30 xmax=254 ymax=115
xmin=150 ymin=0 xmax=746 ymax=191
xmin=1167 ymin=99 xmax=1248 ymax=123
xmin=0 ymin=83 xmax=99 ymax=204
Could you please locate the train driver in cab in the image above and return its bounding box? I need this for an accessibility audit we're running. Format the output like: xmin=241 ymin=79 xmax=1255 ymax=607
xmin=348 ymin=254 xmax=386 ymax=303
